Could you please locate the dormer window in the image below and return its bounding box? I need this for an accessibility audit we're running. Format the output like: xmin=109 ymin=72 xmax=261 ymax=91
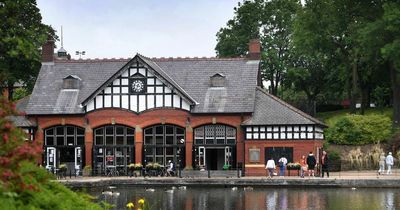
xmin=210 ymin=73 xmax=226 ymax=87
xmin=63 ymin=75 xmax=81 ymax=89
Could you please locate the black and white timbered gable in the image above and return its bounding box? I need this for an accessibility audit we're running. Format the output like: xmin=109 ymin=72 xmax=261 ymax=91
xmin=82 ymin=55 xmax=196 ymax=113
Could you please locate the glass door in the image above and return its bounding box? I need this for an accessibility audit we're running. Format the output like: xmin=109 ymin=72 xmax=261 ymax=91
xmin=74 ymin=147 xmax=82 ymax=175
xmin=224 ymin=146 xmax=231 ymax=166
xmin=46 ymin=147 xmax=56 ymax=172
xmin=199 ymin=146 xmax=206 ymax=169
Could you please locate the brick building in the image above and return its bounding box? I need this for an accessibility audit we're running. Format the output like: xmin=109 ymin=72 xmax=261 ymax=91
xmin=16 ymin=39 xmax=325 ymax=176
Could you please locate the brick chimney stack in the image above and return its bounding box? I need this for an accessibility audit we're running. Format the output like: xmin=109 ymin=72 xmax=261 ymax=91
xmin=247 ymin=39 xmax=261 ymax=60
xmin=41 ymin=36 xmax=55 ymax=62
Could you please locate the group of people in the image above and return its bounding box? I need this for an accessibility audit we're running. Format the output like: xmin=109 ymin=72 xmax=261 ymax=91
xmin=265 ymin=151 xmax=330 ymax=178
xmin=378 ymin=152 xmax=394 ymax=175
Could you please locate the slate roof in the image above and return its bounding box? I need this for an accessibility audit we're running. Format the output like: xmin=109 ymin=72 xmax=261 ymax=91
xmin=25 ymin=55 xmax=259 ymax=114
xmin=242 ymin=87 xmax=326 ymax=126
xmin=6 ymin=116 xmax=36 ymax=127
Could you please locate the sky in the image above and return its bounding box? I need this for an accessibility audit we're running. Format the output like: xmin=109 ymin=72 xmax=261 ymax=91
xmin=36 ymin=0 xmax=239 ymax=59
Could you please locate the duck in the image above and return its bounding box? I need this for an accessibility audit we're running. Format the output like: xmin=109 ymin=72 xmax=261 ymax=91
xmin=351 ymin=187 xmax=357 ymax=190
xmin=101 ymin=190 xmax=120 ymax=196
xmin=231 ymin=187 xmax=238 ymax=191
xmin=145 ymin=188 xmax=155 ymax=192
xmin=171 ymin=186 xmax=177 ymax=190
xmin=178 ymin=186 xmax=187 ymax=190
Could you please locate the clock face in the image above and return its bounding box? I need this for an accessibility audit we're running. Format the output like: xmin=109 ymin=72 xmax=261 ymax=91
xmin=131 ymin=79 xmax=145 ymax=93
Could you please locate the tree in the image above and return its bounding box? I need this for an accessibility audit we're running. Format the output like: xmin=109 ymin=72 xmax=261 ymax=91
xmin=215 ymin=0 xmax=262 ymax=57
xmin=0 ymin=0 xmax=55 ymax=100
xmin=260 ymin=0 xmax=300 ymax=96
xmin=286 ymin=0 xmax=337 ymax=116
xmin=215 ymin=0 xmax=300 ymax=96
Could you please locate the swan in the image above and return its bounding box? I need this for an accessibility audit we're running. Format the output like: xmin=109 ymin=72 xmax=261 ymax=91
xmin=231 ymin=187 xmax=238 ymax=191
xmin=178 ymin=186 xmax=186 ymax=190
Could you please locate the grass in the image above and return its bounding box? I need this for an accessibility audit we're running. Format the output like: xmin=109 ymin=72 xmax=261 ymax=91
xmin=316 ymin=107 xmax=393 ymax=127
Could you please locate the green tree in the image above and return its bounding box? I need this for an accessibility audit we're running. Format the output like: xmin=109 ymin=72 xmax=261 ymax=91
xmin=260 ymin=0 xmax=300 ymax=96
xmin=215 ymin=0 xmax=300 ymax=96
xmin=0 ymin=0 xmax=55 ymax=100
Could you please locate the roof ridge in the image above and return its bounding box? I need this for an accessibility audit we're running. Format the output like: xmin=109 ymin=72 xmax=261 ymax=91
xmin=255 ymin=87 xmax=327 ymax=126
xmin=54 ymin=56 xmax=246 ymax=63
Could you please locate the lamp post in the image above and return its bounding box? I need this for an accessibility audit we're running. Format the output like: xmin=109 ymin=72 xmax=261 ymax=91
xmin=177 ymin=138 xmax=185 ymax=178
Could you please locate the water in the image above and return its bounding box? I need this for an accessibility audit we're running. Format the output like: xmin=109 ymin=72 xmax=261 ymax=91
xmin=83 ymin=186 xmax=400 ymax=210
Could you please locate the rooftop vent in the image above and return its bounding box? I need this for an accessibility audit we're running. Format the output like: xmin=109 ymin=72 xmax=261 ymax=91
xmin=210 ymin=73 xmax=226 ymax=87
xmin=63 ymin=75 xmax=81 ymax=89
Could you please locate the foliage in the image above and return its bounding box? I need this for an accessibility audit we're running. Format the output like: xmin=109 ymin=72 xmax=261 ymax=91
xmin=325 ymin=114 xmax=392 ymax=145
xmin=145 ymin=162 xmax=161 ymax=170
xmin=0 ymin=0 xmax=56 ymax=100
xmin=128 ymin=163 xmax=143 ymax=170
xmin=0 ymin=97 xmax=103 ymax=209
xmin=12 ymin=87 xmax=29 ymax=102
xmin=286 ymin=162 xmax=301 ymax=169
xmin=327 ymin=150 xmax=341 ymax=161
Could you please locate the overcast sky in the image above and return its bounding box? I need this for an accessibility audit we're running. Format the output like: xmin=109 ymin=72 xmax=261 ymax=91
xmin=36 ymin=0 xmax=238 ymax=59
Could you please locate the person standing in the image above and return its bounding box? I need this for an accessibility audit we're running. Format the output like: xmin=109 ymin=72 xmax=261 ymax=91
xmin=278 ymin=155 xmax=288 ymax=177
xmin=386 ymin=152 xmax=394 ymax=175
xmin=378 ymin=152 xmax=386 ymax=175
xmin=306 ymin=151 xmax=316 ymax=177
xmin=300 ymin=155 xmax=307 ymax=178
xmin=321 ymin=151 xmax=329 ymax=178
xmin=265 ymin=157 xmax=276 ymax=178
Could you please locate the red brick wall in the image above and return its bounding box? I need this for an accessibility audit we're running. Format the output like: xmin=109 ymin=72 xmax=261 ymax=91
xmin=244 ymin=140 xmax=323 ymax=176
xmin=31 ymin=108 xmax=249 ymax=169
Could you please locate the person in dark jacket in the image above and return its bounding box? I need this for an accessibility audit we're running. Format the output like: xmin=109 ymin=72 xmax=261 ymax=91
xmin=321 ymin=151 xmax=329 ymax=178
xmin=306 ymin=151 xmax=316 ymax=177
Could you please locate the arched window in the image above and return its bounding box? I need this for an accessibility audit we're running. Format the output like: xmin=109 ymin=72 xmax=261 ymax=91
xmin=93 ymin=125 xmax=135 ymax=175
xmin=143 ymin=124 xmax=185 ymax=167
xmin=45 ymin=125 xmax=85 ymax=146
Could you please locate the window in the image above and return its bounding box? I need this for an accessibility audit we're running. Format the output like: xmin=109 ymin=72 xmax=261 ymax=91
xmin=94 ymin=125 xmax=135 ymax=146
xmin=44 ymin=126 xmax=85 ymax=146
xmin=245 ymin=125 xmax=322 ymax=140
xmin=143 ymin=124 xmax=185 ymax=166
xmin=194 ymin=125 xmax=236 ymax=145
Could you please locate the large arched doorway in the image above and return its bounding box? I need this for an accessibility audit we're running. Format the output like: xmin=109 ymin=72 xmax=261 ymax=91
xmin=193 ymin=124 xmax=236 ymax=170
xmin=44 ymin=125 xmax=85 ymax=174
xmin=143 ymin=124 xmax=185 ymax=168
xmin=93 ymin=125 xmax=135 ymax=175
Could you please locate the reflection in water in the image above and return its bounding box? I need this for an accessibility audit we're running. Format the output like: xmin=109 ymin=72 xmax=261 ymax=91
xmin=85 ymin=186 xmax=400 ymax=210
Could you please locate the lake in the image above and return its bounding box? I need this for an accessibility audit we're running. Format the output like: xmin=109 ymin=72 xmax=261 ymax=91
xmin=83 ymin=186 xmax=400 ymax=210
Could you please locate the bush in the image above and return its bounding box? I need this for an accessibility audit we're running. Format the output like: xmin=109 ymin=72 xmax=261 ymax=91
xmin=0 ymin=97 xmax=104 ymax=210
xmin=325 ymin=114 xmax=392 ymax=145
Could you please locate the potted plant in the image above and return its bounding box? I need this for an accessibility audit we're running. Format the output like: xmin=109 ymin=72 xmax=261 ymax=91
xmin=286 ymin=162 xmax=301 ymax=170
xmin=222 ymin=164 xmax=231 ymax=170
xmin=145 ymin=162 xmax=161 ymax=176
xmin=129 ymin=163 xmax=143 ymax=176
xmin=83 ymin=165 xmax=92 ymax=176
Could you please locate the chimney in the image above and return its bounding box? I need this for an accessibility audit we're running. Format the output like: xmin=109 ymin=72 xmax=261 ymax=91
xmin=247 ymin=39 xmax=261 ymax=60
xmin=41 ymin=35 xmax=55 ymax=62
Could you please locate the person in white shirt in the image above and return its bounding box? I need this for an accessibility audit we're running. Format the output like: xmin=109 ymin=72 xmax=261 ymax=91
xmin=278 ymin=155 xmax=288 ymax=177
xmin=386 ymin=152 xmax=394 ymax=175
xmin=265 ymin=157 xmax=276 ymax=178
xmin=167 ymin=160 xmax=174 ymax=176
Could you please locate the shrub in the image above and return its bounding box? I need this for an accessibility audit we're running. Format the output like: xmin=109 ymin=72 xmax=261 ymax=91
xmin=325 ymin=114 xmax=392 ymax=145
xmin=0 ymin=97 xmax=104 ymax=210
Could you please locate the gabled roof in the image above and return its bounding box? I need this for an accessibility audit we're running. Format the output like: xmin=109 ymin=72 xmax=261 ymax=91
xmin=242 ymin=87 xmax=327 ymax=126
xmin=25 ymin=55 xmax=260 ymax=115
xmin=81 ymin=54 xmax=197 ymax=106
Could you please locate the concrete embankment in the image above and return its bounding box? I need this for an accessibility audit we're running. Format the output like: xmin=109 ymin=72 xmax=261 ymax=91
xmin=60 ymin=176 xmax=400 ymax=189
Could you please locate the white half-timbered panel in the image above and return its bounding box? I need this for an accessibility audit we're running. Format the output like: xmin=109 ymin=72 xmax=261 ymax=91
xmin=85 ymin=61 xmax=191 ymax=113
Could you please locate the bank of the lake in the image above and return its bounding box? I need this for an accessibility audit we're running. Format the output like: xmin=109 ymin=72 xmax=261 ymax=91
xmin=60 ymin=170 xmax=400 ymax=189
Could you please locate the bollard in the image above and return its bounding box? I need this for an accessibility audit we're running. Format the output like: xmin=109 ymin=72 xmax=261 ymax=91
xmin=179 ymin=167 xmax=182 ymax=178
xmin=208 ymin=169 xmax=211 ymax=178
xmin=69 ymin=170 xmax=71 ymax=179
xmin=237 ymin=167 xmax=240 ymax=178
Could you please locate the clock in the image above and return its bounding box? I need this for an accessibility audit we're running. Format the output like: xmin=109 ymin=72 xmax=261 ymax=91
xmin=130 ymin=79 xmax=146 ymax=93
